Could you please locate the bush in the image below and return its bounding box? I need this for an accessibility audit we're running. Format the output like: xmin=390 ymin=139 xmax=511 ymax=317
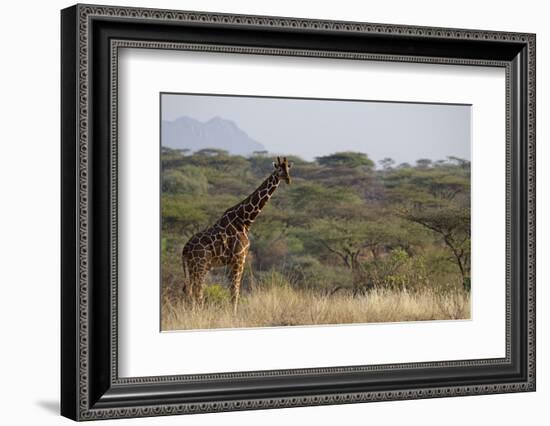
xmin=362 ymin=248 xmax=429 ymax=291
xmin=161 ymin=196 xmax=208 ymax=231
xmin=284 ymin=256 xmax=350 ymax=290
xmin=204 ymin=284 xmax=230 ymax=306
xmin=162 ymin=166 xmax=208 ymax=195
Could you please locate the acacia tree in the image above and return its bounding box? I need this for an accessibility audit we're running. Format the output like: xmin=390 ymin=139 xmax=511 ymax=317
xmin=379 ymin=157 xmax=396 ymax=170
xmin=402 ymin=206 xmax=471 ymax=290
xmin=316 ymin=151 xmax=374 ymax=169
xmin=308 ymin=217 xmax=411 ymax=295
xmin=416 ymin=158 xmax=433 ymax=168
xmin=387 ymin=161 xmax=472 ymax=291
xmin=311 ymin=219 xmax=373 ymax=295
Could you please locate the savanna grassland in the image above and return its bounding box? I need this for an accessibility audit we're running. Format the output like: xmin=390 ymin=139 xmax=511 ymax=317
xmin=161 ymin=149 xmax=471 ymax=330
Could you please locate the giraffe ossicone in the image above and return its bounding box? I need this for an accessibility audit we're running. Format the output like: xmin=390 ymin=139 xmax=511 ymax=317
xmin=181 ymin=156 xmax=292 ymax=313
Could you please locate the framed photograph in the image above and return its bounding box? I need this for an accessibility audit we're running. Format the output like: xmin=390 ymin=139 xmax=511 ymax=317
xmin=61 ymin=4 xmax=536 ymax=421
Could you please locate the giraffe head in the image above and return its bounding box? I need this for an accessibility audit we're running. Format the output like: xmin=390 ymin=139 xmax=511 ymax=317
xmin=273 ymin=156 xmax=292 ymax=184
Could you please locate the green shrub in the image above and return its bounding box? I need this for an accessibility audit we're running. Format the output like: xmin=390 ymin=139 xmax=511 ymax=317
xmin=362 ymin=248 xmax=429 ymax=291
xmin=284 ymin=256 xmax=350 ymax=290
xmin=162 ymin=166 xmax=208 ymax=195
xmin=161 ymin=196 xmax=208 ymax=231
xmin=204 ymin=284 xmax=230 ymax=306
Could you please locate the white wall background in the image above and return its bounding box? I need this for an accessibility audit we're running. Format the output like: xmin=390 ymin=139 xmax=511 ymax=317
xmin=0 ymin=0 xmax=546 ymax=424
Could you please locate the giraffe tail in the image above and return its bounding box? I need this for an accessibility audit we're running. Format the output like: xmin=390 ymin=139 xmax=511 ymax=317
xmin=181 ymin=250 xmax=190 ymax=297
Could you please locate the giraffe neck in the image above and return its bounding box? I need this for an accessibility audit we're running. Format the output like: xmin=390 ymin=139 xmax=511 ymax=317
xmin=219 ymin=171 xmax=280 ymax=232
xmin=245 ymin=172 xmax=280 ymax=224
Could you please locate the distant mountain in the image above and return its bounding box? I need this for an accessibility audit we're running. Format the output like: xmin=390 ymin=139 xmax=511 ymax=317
xmin=161 ymin=116 xmax=265 ymax=156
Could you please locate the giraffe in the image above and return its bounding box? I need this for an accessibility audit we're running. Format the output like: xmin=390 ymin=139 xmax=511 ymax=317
xmin=181 ymin=156 xmax=292 ymax=313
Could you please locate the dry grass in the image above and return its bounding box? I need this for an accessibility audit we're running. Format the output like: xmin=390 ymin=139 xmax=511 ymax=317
xmin=161 ymin=284 xmax=470 ymax=331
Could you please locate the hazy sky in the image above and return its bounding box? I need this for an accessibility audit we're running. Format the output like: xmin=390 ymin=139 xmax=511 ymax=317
xmin=161 ymin=93 xmax=471 ymax=165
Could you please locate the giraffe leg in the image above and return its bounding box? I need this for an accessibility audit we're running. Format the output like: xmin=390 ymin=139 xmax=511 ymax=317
xmin=194 ymin=274 xmax=206 ymax=309
xmin=229 ymin=259 xmax=245 ymax=314
xmin=183 ymin=278 xmax=194 ymax=306
xmin=186 ymin=260 xmax=207 ymax=310
xmin=182 ymin=254 xmax=194 ymax=306
xmin=182 ymin=268 xmax=194 ymax=306
xmin=186 ymin=275 xmax=200 ymax=310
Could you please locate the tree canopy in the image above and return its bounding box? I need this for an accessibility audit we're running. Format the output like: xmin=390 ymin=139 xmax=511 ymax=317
xmin=161 ymin=150 xmax=471 ymax=293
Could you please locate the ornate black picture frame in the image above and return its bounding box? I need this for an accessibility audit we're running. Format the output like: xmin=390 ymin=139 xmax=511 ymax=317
xmin=61 ymin=4 xmax=536 ymax=421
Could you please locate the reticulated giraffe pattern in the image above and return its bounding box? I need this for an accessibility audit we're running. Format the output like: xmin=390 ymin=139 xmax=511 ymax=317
xmin=182 ymin=157 xmax=292 ymax=312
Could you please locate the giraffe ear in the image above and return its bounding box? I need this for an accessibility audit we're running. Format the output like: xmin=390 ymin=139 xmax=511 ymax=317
xmin=272 ymin=161 xmax=278 ymax=169
xmin=288 ymin=161 xmax=294 ymax=168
